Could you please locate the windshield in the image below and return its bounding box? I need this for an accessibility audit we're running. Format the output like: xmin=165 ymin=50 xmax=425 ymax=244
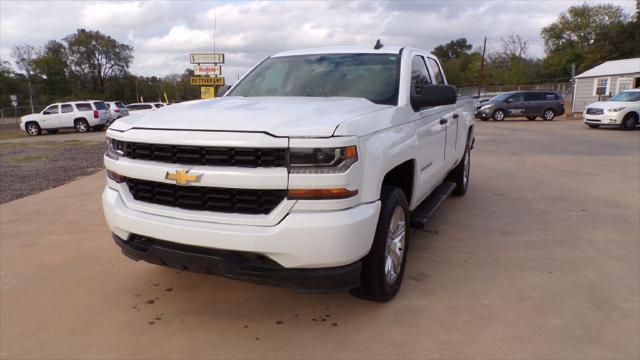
xmin=228 ymin=53 xmax=400 ymax=105
xmin=489 ymin=93 xmax=515 ymax=102
xmin=609 ymin=91 xmax=640 ymax=102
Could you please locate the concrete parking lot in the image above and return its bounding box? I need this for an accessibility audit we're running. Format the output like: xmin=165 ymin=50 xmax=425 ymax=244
xmin=0 ymin=119 xmax=638 ymax=359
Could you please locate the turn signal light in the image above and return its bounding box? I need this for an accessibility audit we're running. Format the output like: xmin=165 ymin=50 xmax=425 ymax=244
xmin=288 ymin=188 xmax=358 ymax=200
xmin=106 ymin=170 xmax=126 ymax=183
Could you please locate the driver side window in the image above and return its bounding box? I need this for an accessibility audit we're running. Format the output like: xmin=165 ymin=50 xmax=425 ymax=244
xmin=508 ymin=93 xmax=525 ymax=102
xmin=411 ymin=56 xmax=432 ymax=96
xmin=43 ymin=105 xmax=59 ymax=115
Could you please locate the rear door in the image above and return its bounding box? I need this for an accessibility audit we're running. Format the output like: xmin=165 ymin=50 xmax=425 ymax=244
xmin=93 ymin=101 xmax=110 ymax=120
xmin=59 ymin=103 xmax=76 ymax=127
xmin=524 ymin=92 xmax=545 ymax=116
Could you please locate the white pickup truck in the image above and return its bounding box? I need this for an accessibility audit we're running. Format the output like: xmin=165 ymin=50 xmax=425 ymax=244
xmin=102 ymin=45 xmax=475 ymax=301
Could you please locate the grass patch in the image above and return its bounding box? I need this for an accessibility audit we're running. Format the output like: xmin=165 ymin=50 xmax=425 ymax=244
xmin=0 ymin=129 xmax=28 ymax=141
xmin=8 ymin=155 xmax=49 ymax=163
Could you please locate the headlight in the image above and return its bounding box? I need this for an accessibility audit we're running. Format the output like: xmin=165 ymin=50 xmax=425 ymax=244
xmin=608 ymin=107 xmax=626 ymax=112
xmin=480 ymin=104 xmax=493 ymax=110
xmin=289 ymin=145 xmax=357 ymax=174
xmin=105 ymin=137 xmax=122 ymax=160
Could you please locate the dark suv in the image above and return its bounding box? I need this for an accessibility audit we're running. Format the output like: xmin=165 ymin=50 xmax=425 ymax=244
xmin=475 ymin=91 xmax=565 ymax=121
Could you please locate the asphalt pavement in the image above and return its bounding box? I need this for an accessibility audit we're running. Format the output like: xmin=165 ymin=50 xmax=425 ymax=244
xmin=0 ymin=118 xmax=638 ymax=359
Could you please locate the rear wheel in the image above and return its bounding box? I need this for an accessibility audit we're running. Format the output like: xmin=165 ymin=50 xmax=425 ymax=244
xmin=526 ymin=116 xmax=536 ymax=121
xmin=587 ymin=124 xmax=600 ymax=129
xmin=25 ymin=122 xmax=41 ymax=136
xmin=75 ymin=119 xmax=89 ymax=133
xmin=543 ymin=109 xmax=555 ymax=121
xmin=620 ymin=113 xmax=638 ymax=131
xmin=352 ymin=186 xmax=410 ymax=302
xmin=450 ymin=142 xmax=471 ymax=196
xmin=493 ymin=109 xmax=505 ymax=121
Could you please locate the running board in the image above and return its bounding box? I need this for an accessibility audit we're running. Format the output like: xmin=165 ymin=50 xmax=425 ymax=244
xmin=410 ymin=182 xmax=456 ymax=229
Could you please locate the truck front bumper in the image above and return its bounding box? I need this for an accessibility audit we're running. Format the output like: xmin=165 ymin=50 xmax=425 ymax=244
xmin=112 ymin=233 xmax=362 ymax=292
xmin=103 ymin=186 xmax=380 ymax=270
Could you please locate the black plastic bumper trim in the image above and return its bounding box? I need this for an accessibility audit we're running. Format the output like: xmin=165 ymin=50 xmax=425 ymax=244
xmin=112 ymin=233 xmax=362 ymax=293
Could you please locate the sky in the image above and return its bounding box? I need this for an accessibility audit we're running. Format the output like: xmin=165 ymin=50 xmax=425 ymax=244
xmin=0 ymin=0 xmax=637 ymax=81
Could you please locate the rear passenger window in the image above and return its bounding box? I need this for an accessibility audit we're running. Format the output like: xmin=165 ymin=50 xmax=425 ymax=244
xmin=525 ymin=92 xmax=545 ymax=101
xmin=154 ymin=104 xmax=164 ymax=108
xmin=76 ymin=103 xmax=92 ymax=111
xmin=93 ymin=102 xmax=107 ymax=110
xmin=115 ymin=102 xmax=126 ymax=109
xmin=61 ymin=104 xmax=73 ymax=113
xmin=427 ymin=58 xmax=445 ymax=84
xmin=410 ymin=56 xmax=431 ymax=96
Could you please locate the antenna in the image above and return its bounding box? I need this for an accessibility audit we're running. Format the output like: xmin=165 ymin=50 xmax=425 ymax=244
xmin=213 ymin=12 xmax=217 ymax=54
xmin=373 ymin=39 xmax=383 ymax=50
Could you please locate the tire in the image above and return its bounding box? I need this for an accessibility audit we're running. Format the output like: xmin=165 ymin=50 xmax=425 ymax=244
xmin=543 ymin=109 xmax=555 ymax=121
xmin=492 ymin=109 xmax=505 ymax=121
xmin=450 ymin=141 xmax=471 ymax=196
xmin=587 ymin=124 xmax=600 ymax=129
xmin=92 ymin=125 xmax=104 ymax=131
xmin=352 ymin=186 xmax=410 ymax=302
xmin=620 ymin=113 xmax=638 ymax=131
xmin=74 ymin=119 xmax=90 ymax=133
xmin=45 ymin=129 xmax=58 ymax=134
xmin=25 ymin=122 xmax=41 ymax=136
xmin=526 ymin=116 xmax=536 ymax=121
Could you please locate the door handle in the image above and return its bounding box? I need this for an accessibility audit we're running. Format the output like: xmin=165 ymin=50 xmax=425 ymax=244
xmin=453 ymin=113 xmax=459 ymax=119
xmin=439 ymin=118 xmax=448 ymax=125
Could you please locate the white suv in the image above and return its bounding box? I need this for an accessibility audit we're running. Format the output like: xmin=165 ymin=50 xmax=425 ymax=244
xmin=584 ymin=89 xmax=640 ymax=130
xmin=126 ymin=102 xmax=166 ymax=115
xmin=20 ymin=100 xmax=112 ymax=136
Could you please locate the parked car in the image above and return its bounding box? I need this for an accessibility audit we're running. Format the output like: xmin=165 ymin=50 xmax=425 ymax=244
xmin=19 ymin=100 xmax=111 ymax=136
xmin=475 ymin=91 xmax=565 ymax=121
xmin=105 ymin=101 xmax=129 ymax=126
xmin=583 ymin=89 xmax=640 ymax=130
xmin=103 ymin=45 xmax=475 ymax=302
xmin=126 ymin=102 xmax=167 ymax=115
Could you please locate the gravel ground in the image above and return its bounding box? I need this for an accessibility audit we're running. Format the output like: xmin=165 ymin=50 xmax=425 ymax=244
xmin=0 ymin=140 xmax=104 ymax=203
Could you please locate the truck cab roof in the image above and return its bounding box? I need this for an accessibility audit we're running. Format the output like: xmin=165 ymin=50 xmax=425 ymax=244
xmin=272 ymin=45 xmax=404 ymax=57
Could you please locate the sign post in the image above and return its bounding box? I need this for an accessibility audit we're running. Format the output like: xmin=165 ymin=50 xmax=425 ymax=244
xmin=10 ymin=95 xmax=18 ymax=119
xmin=189 ymin=53 xmax=225 ymax=99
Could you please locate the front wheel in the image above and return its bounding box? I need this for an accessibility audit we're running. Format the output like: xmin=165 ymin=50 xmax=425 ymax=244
xmin=25 ymin=122 xmax=41 ymax=136
xmin=493 ymin=109 xmax=505 ymax=121
xmin=352 ymin=186 xmax=410 ymax=302
xmin=543 ymin=109 xmax=555 ymax=121
xmin=620 ymin=113 xmax=638 ymax=131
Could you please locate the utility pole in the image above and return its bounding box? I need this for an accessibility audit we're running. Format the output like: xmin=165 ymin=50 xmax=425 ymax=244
xmin=477 ymin=36 xmax=487 ymax=98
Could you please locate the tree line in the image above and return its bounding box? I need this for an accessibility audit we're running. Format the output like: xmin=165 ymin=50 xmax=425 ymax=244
xmin=1 ymin=3 xmax=638 ymax=111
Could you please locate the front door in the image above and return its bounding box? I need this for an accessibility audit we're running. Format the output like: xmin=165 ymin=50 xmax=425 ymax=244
xmin=410 ymin=53 xmax=448 ymax=205
xmin=40 ymin=104 xmax=60 ymax=129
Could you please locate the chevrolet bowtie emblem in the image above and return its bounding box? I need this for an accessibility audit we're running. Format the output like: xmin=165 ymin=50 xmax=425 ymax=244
xmin=165 ymin=169 xmax=202 ymax=185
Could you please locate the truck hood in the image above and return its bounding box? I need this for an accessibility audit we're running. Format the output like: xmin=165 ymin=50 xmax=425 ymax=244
xmin=110 ymin=96 xmax=392 ymax=137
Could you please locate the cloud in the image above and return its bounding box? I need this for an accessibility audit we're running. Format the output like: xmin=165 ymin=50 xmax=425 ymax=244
xmin=1 ymin=0 xmax=637 ymax=81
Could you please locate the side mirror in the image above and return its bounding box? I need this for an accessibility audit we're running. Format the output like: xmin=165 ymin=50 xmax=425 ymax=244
xmin=506 ymin=98 xmax=513 ymax=104
xmin=411 ymin=84 xmax=457 ymax=111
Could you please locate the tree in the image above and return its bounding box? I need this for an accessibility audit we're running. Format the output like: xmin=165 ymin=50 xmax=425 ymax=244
xmin=499 ymin=33 xmax=529 ymax=59
xmin=541 ymin=3 xmax=628 ymax=76
xmin=11 ymin=44 xmax=39 ymax=112
xmin=431 ymin=38 xmax=473 ymax=62
xmin=32 ymin=40 xmax=70 ymax=102
xmin=583 ymin=19 xmax=640 ymax=69
xmin=63 ymin=29 xmax=133 ymax=93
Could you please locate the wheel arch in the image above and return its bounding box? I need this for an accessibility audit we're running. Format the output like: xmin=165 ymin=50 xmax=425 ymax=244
xmin=381 ymin=159 xmax=415 ymax=206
